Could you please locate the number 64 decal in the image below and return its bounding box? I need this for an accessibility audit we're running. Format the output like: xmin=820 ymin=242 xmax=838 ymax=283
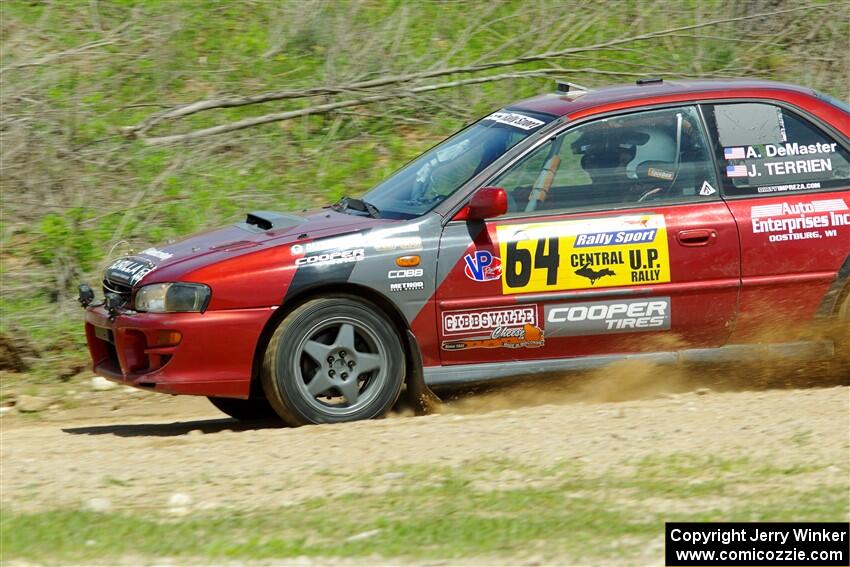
xmin=497 ymin=215 xmax=672 ymax=294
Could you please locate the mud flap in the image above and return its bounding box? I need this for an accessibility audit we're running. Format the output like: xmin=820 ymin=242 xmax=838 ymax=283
xmin=403 ymin=330 xmax=441 ymax=414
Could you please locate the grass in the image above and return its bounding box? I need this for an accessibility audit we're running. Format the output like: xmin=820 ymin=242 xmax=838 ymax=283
xmin=3 ymin=454 xmax=847 ymax=563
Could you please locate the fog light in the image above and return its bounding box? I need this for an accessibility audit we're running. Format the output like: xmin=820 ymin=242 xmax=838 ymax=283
xmin=78 ymin=284 xmax=94 ymax=307
xmin=104 ymin=292 xmax=125 ymax=318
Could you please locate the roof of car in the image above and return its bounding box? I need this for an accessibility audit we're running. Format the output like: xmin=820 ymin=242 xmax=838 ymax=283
xmin=511 ymin=79 xmax=815 ymax=118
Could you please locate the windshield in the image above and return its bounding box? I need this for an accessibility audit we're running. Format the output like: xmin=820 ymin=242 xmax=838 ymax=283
xmin=361 ymin=109 xmax=555 ymax=219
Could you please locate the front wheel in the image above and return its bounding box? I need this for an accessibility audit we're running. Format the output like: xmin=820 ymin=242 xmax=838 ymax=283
xmin=261 ymin=296 xmax=405 ymax=426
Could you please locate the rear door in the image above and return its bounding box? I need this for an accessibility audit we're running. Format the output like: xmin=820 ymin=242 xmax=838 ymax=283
xmin=701 ymin=101 xmax=850 ymax=342
xmin=436 ymin=104 xmax=741 ymax=366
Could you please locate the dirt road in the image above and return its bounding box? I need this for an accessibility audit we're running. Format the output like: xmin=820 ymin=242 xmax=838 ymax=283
xmin=2 ymin=369 xmax=848 ymax=515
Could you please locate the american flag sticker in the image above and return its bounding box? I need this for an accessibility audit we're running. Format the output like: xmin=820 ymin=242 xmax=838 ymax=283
xmin=724 ymin=147 xmax=746 ymax=160
xmin=726 ymin=165 xmax=748 ymax=177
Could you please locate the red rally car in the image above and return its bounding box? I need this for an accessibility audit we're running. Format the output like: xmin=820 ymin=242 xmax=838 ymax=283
xmin=80 ymin=79 xmax=850 ymax=426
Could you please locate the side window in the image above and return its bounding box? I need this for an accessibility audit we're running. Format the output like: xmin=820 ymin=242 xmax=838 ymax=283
xmin=493 ymin=106 xmax=720 ymax=214
xmin=703 ymin=102 xmax=850 ymax=197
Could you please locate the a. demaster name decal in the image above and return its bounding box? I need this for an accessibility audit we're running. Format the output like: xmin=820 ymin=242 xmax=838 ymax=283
xmin=545 ymin=298 xmax=671 ymax=337
xmin=496 ymin=214 xmax=670 ymax=294
xmin=442 ymin=305 xmax=538 ymax=336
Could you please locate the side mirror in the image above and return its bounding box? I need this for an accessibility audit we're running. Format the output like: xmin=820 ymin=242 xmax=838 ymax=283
xmin=453 ymin=186 xmax=508 ymax=221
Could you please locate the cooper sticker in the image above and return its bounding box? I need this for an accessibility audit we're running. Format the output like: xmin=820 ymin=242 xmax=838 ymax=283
xmin=750 ymin=198 xmax=849 ymax=242
xmin=496 ymin=214 xmax=670 ymax=294
xmin=545 ymin=298 xmax=671 ymax=337
xmin=442 ymin=305 xmax=538 ymax=336
xmin=482 ymin=111 xmax=544 ymax=131
xmin=294 ymin=248 xmax=365 ymax=266
xmin=463 ymin=251 xmax=502 ymax=282
xmin=441 ymin=324 xmax=544 ymax=350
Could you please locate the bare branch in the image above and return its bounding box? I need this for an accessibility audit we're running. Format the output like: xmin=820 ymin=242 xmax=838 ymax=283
xmin=125 ymin=1 xmax=835 ymax=137
xmin=138 ymin=68 xmax=662 ymax=145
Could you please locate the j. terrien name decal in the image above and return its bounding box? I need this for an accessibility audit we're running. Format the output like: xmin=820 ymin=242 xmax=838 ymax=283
xmin=496 ymin=214 xmax=670 ymax=294
xmin=545 ymin=298 xmax=671 ymax=337
xmin=750 ymin=198 xmax=849 ymax=242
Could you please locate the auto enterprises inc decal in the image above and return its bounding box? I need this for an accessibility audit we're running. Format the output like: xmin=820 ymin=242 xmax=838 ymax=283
xmin=496 ymin=214 xmax=671 ymax=294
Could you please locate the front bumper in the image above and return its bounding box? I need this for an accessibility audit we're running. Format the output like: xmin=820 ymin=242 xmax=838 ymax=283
xmin=84 ymin=305 xmax=276 ymax=398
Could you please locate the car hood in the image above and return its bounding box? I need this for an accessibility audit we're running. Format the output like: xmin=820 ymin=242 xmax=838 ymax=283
xmin=103 ymin=209 xmax=389 ymax=287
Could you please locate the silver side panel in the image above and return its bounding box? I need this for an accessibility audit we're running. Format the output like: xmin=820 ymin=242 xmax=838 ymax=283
xmin=423 ymin=340 xmax=835 ymax=386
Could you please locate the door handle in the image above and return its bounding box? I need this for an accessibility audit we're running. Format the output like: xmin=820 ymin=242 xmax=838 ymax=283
xmin=677 ymin=229 xmax=717 ymax=247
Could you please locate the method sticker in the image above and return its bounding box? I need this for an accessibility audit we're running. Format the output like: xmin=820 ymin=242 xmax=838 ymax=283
xmin=496 ymin=214 xmax=671 ymax=294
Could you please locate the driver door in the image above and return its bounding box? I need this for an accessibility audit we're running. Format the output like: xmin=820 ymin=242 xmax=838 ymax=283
xmin=435 ymin=105 xmax=741 ymax=367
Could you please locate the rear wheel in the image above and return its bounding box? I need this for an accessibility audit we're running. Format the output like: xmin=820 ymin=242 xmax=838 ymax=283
xmin=261 ymin=295 xmax=405 ymax=426
xmin=207 ymin=396 xmax=278 ymax=421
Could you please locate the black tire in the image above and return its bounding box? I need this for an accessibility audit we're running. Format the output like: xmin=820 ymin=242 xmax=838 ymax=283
xmin=207 ymin=396 xmax=278 ymax=421
xmin=261 ymin=295 xmax=405 ymax=426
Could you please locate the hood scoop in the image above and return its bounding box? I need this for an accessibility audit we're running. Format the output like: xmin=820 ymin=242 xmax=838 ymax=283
xmin=239 ymin=211 xmax=305 ymax=232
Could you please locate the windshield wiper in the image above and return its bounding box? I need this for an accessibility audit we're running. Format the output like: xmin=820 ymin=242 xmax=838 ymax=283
xmin=332 ymin=196 xmax=381 ymax=218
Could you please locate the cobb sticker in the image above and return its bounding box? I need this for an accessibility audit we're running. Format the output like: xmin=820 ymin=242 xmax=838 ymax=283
xmin=496 ymin=214 xmax=670 ymax=294
xmin=545 ymin=298 xmax=670 ymax=337
xmin=750 ymin=198 xmax=850 ymax=243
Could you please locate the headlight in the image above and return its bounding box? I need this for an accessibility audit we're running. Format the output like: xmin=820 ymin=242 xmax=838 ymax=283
xmin=134 ymin=283 xmax=211 ymax=313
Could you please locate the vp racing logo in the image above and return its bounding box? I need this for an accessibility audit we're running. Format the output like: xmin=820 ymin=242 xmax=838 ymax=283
xmin=463 ymin=251 xmax=502 ymax=282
